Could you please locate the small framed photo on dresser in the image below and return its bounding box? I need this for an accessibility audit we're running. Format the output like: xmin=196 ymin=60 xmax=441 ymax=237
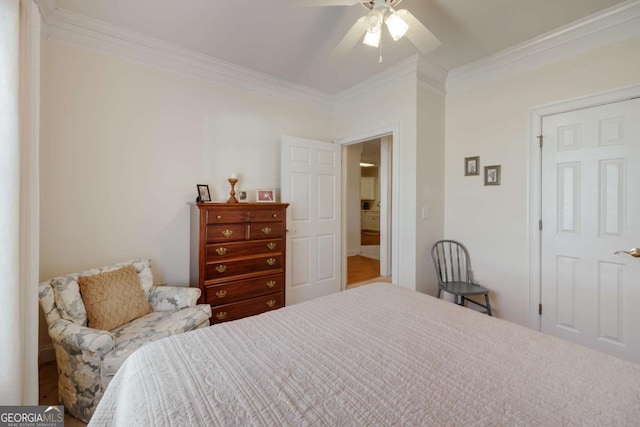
xmin=237 ymin=190 xmax=248 ymax=203
xmin=256 ymin=189 xmax=275 ymax=203
xmin=196 ymin=184 xmax=211 ymax=202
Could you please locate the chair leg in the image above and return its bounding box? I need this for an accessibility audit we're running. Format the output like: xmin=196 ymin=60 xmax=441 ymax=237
xmin=485 ymin=294 xmax=493 ymax=317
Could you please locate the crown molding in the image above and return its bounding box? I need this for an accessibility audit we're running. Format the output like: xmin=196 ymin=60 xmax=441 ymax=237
xmin=417 ymin=56 xmax=447 ymax=97
xmin=334 ymin=54 xmax=446 ymax=106
xmin=36 ymin=0 xmax=56 ymax=20
xmin=36 ymin=0 xmax=334 ymax=113
xmin=35 ymin=0 xmax=639 ymax=106
xmin=36 ymin=0 xmax=447 ymax=112
xmin=447 ymin=0 xmax=640 ymax=93
xmin=334 ymin=55 xmax=418 ymax=106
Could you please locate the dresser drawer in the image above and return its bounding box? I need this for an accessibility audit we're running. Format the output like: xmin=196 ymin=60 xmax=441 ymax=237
xmin=204 ymin=208 xmax=285 ymax=224
xmin=206 ymin=239 xmax=282 ymax=260
xmin=205 ymin=210 xmax=250 ymax=224
xmin=211 ymin=293 xmax=284 ymax=324
xmin=249 ymin=223 xmax=283 ymax=240
xmin=205 ymin=273 xmax=283 ymax=306
xmin=249 ymin=209 xmax=286 ymax=222
xmin=205 ymin=255 xmax=283 ymax=281
xmin=205 ymin=224 xmax=246 ymax=243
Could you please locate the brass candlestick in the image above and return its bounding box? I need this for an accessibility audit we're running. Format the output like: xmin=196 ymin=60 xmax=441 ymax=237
xmin=227 ymin=178 xmax=239 ymax=203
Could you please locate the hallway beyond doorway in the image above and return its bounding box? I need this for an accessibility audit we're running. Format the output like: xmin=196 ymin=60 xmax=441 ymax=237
xmin=347 ymin=255 xmax=390 ymax=287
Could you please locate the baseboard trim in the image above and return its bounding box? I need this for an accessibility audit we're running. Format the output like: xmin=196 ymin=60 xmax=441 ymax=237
xmin=39 ymin=345 xmax=56 ymax=365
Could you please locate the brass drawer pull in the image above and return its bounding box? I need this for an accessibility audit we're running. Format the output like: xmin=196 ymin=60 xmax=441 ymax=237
xmin=215 ymin=265 xmax=227 ymax=273
xmin=216 ymin=247 xmax=228 ymax=255
xmin=262 ymin=227 xmax=272 ymax=235
xmin=215 ymin=312 xmax=227 ymax=320
xmin=215 ymin=290 xmax=227 ymax=299
xmin=267 ymin=242 xmax=276 ymax=250
xmin=266 ymin=300 xmax=276 ymax=308
xmin=216 ymin=215 xmax=222 ymax=220
xmin=221 ymin=229 xmax=233 ymax=238
xmin=272 ymin=213 xmax=278 ymax=218
xmin=266 ymin=280 xmax=276 ymax=288
xmin=266 ymin=258 xmax=276 ymax=266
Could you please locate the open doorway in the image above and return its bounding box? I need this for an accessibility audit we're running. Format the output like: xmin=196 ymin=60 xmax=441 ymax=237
xmin=345 ymin=136 xmax=392 ymax=288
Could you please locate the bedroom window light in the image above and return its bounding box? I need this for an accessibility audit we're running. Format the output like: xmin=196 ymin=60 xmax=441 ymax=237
xmin=1 ymin=0 xmax=41 ymax=405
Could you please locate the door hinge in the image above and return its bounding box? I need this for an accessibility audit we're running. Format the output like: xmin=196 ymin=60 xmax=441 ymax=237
xmin=539 ymin=220 xmax=543 ymax=230
xmin=538 ymin=135 xmax=543 ymax=148
xmin=538 ymin=304 xmax=542 ymax=316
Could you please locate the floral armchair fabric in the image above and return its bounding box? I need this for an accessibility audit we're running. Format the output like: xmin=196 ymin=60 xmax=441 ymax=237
xmin=38 ymin=259 xmax=212 ymax=423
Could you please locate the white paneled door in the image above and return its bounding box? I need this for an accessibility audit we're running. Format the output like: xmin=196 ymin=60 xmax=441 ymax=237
xmin=281 ymin=135 xmax=342 ymax=305
xmin=541 ymin=98 xmax=640 ymax=362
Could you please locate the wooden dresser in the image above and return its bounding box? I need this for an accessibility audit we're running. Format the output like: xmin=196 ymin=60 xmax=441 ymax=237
xmin=190 ymin=203 xmax=288 ymax=324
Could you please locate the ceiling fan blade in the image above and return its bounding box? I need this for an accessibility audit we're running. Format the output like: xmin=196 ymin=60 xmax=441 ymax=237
xmin=330 ymin=16 xmax=368 ymax=58
xmin=299 ymin=0 xmax=368 ymax=6
xmin=395 ymin=9 xmax=441 ymax=54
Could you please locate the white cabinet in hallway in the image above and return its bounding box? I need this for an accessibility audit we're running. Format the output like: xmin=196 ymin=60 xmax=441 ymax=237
xmin=361 ymin=211 xmax=380 ymax=231
xmin=360 ymin=177 xmax=376 ymax=200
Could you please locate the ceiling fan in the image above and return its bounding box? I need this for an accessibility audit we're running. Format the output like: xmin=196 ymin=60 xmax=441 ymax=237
xmin=302 ymin=0 xmax=441 ymax=61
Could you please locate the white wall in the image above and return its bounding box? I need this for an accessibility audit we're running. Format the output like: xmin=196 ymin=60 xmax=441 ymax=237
xmin=335 ymin=73 xmax=444 ymax=291
xmin=444 ymin=36 xmax=640 ymax=325
xmin=345 ymin=144 xmax=362 ymax=256
xmin=416 ymin=84 xmax=446 ymax=295
xmin=39 ymin=40 xmax=334 ymax=351
xmin=40 ymin=40 xmax=334 ymax=283
xmin=40 ymin=22 xmax=640 ymax=349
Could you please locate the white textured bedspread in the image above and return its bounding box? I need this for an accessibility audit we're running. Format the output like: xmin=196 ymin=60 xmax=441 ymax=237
xmin=90 ymin=283 xmax=640 ymax=426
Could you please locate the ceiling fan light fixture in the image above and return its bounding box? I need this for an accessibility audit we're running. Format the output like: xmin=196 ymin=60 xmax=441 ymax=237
xmin=385 ymin=12 xmax=409 ymax=41
xmin=364 ymin=9 xmax=383 ymax=32
xmin=363 ymin=28 xmax=381 ymax=47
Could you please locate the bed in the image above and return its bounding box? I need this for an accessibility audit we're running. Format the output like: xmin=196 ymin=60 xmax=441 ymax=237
xmin=89 ymin=283 xmax=640 ymax=426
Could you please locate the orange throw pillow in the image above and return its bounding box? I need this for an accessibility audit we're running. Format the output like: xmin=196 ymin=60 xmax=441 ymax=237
xmin=78 ymin=264 xmax=151 ymax=330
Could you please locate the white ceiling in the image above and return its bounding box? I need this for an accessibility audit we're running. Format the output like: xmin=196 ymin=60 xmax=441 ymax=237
xmin=53 ymin=0 xmax=627 ymax=94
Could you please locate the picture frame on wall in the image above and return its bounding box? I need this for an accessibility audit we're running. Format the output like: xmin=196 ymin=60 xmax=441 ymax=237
xmin=196 ymin=184 xmax=211 ymax=202
xmin=484 ymin=165 xmax=501 ymax=186
xmin=256 ymin=189 xmax=275 ymax=203
xmin=464 ymin=156 xmax=480 ymax=176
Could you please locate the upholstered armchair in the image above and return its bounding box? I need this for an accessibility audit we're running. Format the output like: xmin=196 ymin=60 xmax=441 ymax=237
xmin=38 ymin=259 xmax=212 ymax=423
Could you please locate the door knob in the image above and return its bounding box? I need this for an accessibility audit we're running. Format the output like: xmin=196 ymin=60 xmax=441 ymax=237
xmin=614 ymin=248 xmax=640 ymax=257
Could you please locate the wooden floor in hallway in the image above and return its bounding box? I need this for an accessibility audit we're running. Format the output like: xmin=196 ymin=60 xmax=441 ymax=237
xmin=347 ymin=255 xmax=381 ymax=286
